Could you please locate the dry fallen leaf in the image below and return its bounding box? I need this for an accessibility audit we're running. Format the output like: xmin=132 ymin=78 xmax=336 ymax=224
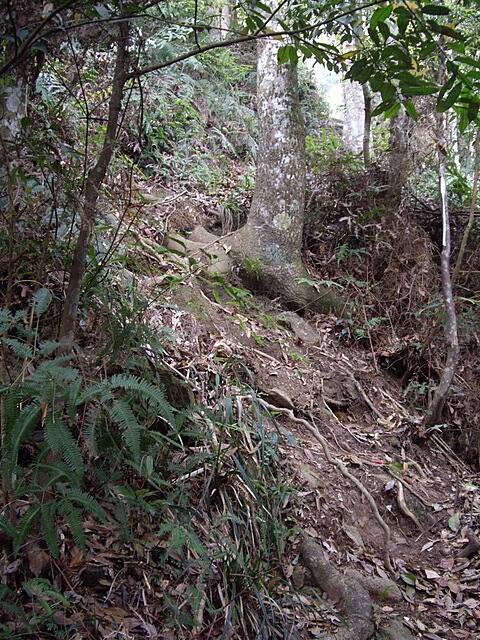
xmin=26 ymin=540 xmax=50 ymax=576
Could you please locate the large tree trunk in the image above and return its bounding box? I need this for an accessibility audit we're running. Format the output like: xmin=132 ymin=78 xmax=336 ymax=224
xmin=342 ymin=79 xmax=364 ymax=155
xmin=172 ymin=28 xmax=344 ymax=314
xmin=228 ymin=36 xmax=343 ymax=314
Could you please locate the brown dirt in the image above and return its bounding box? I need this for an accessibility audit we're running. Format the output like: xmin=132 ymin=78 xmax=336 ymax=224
xmin=136 ymin=260 xmax=479 ymax=639
xmin=127 ymin=174 xmax=480 ymax=638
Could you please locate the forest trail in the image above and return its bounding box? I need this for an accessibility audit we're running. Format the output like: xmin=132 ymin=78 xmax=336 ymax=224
xmin=116 ymin=192 xmax=480 ymax=639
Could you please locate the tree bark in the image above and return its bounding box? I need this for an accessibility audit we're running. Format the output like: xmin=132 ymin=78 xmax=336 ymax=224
xmin=425 ymin=48 xmax=459 ymax=430
xmin=58 ymin=19 xmax=130 ymax=354
xmin=342 ymin=79 xmax=364 ymax=155
xmin=228 ymin=35 xmax=344 ymax=314
xmin=362 ymin=84 xmax=372 ymax=166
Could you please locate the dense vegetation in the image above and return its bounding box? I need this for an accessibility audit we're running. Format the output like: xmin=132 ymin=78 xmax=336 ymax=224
xmin=1 ymin=1 xmax=479 ymax=638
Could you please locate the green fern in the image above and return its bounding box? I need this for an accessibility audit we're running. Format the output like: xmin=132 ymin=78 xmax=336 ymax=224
xmin=2 ymin=337 xmax=36 ymax=360
xmin=40 ymin=502 xmax=59 ymax=559
xmin=13 ymin=504 xmax=42 ymax=556
xmin=31 ymin=288 xmax=53 ymax=318
xmin=1 ymin=302 xmax=178 ymax=566
xmin=109 ymin=374 xmax=174 ymax=423
xmin=0 ymin=308 xmax=26 ymax=334
xmin=107 ymin=398 xmax=142 ymax=461
xmin=57 ymin=499 xmax=87 ymax=553
xmin=63 ymin=487 xmax=106 ymax=523
xmin=4 ymin=403 xmax=41 ymax=487
xmin=44 ymin=416 xmax=84 ymax=479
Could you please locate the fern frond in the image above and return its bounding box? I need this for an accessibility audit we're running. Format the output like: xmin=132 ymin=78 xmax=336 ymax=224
xmin=0 ymin=309 xmax=13 ymax=334
xmin=1 ymin=383 xmax=24 ymax=428
xmin=0 ymin=514 xmax=18 ymax=540
xmin=31 ymin=288 xmax=52 ymax=317
xmin=107 ymin=398 xmax=141 ymax=461
xmin=44 ymin=418 xmax=84 ymax=480
xmin=36 ymin=340 xmax=60 ymax=357
xmin=40 ymin=502 xmax=59 ymax=559
xmin=109 ymin=373 xmax=175 ymax=425
xmin=76 ymin=382 xmax=110 ymax=406
xmin=64 ymin=488 xmax=107 ymax=523
xmin=82 ymin=405 xmax=101 ymax=455
xmin=8 ymin=403 xmax=41 ymax=480
xmin=65 ymin=376 xmax=83 ymax=425
xmin=36 ymin=360 xmax=79 ymax=383
xmin=57 ymin=500 xmax=86 ymax=553
xmin=13 ymin=504 xmax=41 ymax=556
xmin=2 ymin=337 xmax=34 ymax=360
xmin=33 ymin=459 xmax=74 ymax=487
xmin=109 ymin=374 xmax=169 ymax=409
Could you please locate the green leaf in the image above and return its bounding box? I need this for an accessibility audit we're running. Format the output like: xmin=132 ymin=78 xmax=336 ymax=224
xmin=378 ymin=21 xmax=391 ymax=41
xmin=384 ymin=44 xmax=411 ymax=66
xmin=420 ymin=41 xmax=437 ymax=57
xmin=277 ymin=45 xmax=297 ymax=65
xmin=457 ymin=106 xmax=469 ymax=132
xmin=437 ymin=73 xmax=456 ymax=102
xmin=251 ymin=0 xmax=272 ymax=14
xmin=370 ymin=5 xmax=393 ymax=29
xmin=467 ymin=97 xmax=480 ymax=122
xmin=447 ymin=41 xmax=465 ymax=54
xmin=384 ymin=102 xmax=401 ymax=118
xmin=436 ymin=82 xmax=463 ymax=112
xmin=448 ymin=513 xmax=460 ymax=532
xmin=455 ymin=55 xmax=480 ymax=71
xmin=403 ymin=100 xmax=418 ymax=120
xmin=380 ymin=82 xmax=396 ymax=101
xmin=428 ymin=22 xmax=464 ymax=41
xmin=465 ymin=70 xmax=480 ymax=81
xmin=371 ymin=100 xmax=393 ymax=117
xmin=400 ymin=83 xmax=438 ymax=96
xmin=400 ymin=572 xmax=417 ymax=586
xmin=368 ymin=27 xmax=380 ymax=46
xmin=421 ymin=4 xmax=450 ymax=15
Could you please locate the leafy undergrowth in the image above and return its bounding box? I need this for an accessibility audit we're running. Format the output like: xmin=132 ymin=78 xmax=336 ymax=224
xmin=2 ymin=160 xmax=480 ymax=638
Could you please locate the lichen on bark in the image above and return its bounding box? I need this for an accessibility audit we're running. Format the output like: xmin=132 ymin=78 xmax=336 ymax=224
xmin=228 ymin=34 xmax=344 ymax=314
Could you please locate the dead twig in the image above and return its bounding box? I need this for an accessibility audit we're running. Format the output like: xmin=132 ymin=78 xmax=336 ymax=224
xmin=396 ymin=481 xmax=422 ymax=531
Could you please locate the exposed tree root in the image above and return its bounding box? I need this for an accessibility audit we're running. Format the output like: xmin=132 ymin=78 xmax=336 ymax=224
xmin=263 ymin=402 xmax=394 ymax=573
xmin=168 ymin=226 xmax=347 ymax=315
xmin=300 ymin=536 xmax=374 ymax=640
xmin=344 ymin=568 xmax=402 ymax=602
xmin=396 ymin=481 xmax=422 ymax=531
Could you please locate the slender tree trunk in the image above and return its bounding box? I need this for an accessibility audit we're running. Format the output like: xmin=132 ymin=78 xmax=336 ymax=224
xmin=362 ymin=84 xmax=372 ymax=166
xmin=211 ymin=0 xmax=236 ymax=39
xmin=425 ymin=49 xmax=459 ymax=430
xmin=58 ymin=20 xmax=130 ymax=354
xmin=342 ymin=78 xmax=364 ymax=155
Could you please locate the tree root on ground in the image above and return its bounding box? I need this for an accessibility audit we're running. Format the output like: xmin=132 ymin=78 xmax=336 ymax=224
xmin=263 ymin=402 xmax=394 ymax=573
xmin=169 ymin=225 xmax=347 ymax=315
xmin=300 ymin=538 xmax=415 ymax=640
xmin=300 ymin=537 xmax=374 ymax=640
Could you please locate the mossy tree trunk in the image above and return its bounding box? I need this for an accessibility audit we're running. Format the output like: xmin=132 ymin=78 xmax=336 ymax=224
xmin=230 ymin=35 xmax=343 ymax=314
